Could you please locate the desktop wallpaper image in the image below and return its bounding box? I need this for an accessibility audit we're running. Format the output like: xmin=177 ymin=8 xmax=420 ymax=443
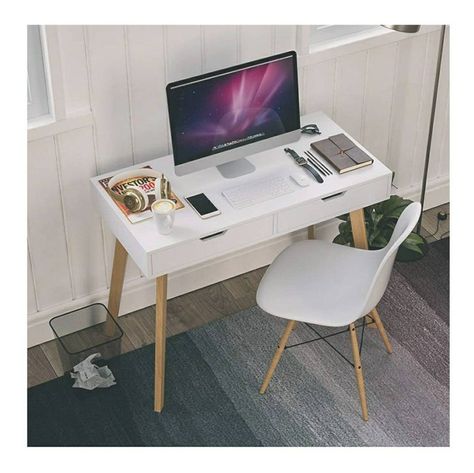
xmin=168 ymin=56 xmax=299 ymax=165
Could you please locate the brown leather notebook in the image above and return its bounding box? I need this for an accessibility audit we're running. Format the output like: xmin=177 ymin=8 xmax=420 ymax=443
xmin=310 ymin=133 xmax=373 ymax=174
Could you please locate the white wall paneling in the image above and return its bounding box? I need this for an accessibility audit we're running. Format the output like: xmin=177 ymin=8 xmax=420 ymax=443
xmin=27 ymin=246 xmax=38 ymax=315
xmin=387 ymin=34 xmax=429 ymax=189
xmin=126 ymin=25 xmax=170 ymax=162
xmin=56 ymin=126 xmax=108 ymax=298
xmin=56 ymin=26 xmax=90 ymax=115
xmin=202 ymin=26 xmax=239 ymax=72
xmin=164 ymin=26 xmax=203 ymax=82
xmin=410 ymin=30 xmax=440 ymax=190
xmin=28 ymin=137 xmax=73 ymax=309
xmin=302 ymin=59 xmax=336 ymax=118
xmin=428 ymin=29 xmax=450 ymax=182
xmin=274 ymin=25 xmax=298 ymax=54
xmin=437 ymin=29 xmax=449 ymax=181
xmin=333 ymin=50 xmax=368 ymax=142
xmin=361 ymin=43 xmax=397 ymax=163
xmin=84 ymin=26 xmax=134 ymax=173
xmin=27 ymin=25 xmax=449 ymax=346
xmin=239 ymin=25 xmax=274 ymax=62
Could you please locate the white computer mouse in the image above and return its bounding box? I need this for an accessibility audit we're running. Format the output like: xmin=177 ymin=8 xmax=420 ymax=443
xmin=290 ymin=173 xmax=310 ymax=187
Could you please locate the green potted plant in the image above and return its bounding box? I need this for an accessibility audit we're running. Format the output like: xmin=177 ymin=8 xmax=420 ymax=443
xmin=333 ymin=195 xmax=427 ymax=261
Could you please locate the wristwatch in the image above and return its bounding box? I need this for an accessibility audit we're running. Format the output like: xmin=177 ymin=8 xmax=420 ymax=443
xmin=284 ymin=148 xmax=323 ymax=183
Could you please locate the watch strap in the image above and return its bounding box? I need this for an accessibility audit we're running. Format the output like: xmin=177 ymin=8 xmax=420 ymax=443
xmin=302 ymin=163 xmax=323 ymax=183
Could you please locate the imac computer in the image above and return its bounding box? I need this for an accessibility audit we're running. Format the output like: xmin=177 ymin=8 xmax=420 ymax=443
xmin=166 ymin=51 xmax=300 ymax=178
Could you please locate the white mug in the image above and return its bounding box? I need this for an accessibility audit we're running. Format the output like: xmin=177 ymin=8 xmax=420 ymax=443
xmin=152 ymin=199 xmax=176 ymax=235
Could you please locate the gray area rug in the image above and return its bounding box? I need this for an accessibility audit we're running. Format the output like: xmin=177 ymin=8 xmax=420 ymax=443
xmin=28 ymin=238 xmax=449 ymax=446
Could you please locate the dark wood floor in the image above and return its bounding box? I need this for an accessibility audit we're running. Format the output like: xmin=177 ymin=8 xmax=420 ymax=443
xmin=28 ymin=204 xmax=449 ymax=388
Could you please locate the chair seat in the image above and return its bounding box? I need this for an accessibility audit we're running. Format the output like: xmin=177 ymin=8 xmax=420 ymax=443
xmin=256 ymin=239 xmax=383 ymax=327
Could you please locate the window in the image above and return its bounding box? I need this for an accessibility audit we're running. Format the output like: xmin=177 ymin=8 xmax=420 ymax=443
xmin=27 ymin=25 xmax=50 ymax=121
xmin=310 ymin=25 xmax=381 ymax=47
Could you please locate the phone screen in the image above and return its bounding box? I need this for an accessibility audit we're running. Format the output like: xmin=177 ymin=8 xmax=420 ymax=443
xmin=186 ymin=193 xmax=218 ymax=216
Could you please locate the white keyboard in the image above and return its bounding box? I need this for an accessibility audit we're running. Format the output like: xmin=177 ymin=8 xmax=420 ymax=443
xmin=222 ymin=175 xmax=296 ymax=209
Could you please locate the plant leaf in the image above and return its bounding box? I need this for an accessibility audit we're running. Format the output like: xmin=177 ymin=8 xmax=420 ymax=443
xmin=379 ymin=195 xmax=412 ymax=220
xmin=333 ymin=234 xmax=350 ymax=246
xmin=404 ymin=232 xmax=425 ymax=246
xmin=402 ymin=241 xmax=424 ymax=255
xmin=332 ymin=194 xmax=424 ymax=260
xmin=339 ymin=221 xmax=354 ymax=237
xmin=372 ymin=234 xmax=389 ymax=249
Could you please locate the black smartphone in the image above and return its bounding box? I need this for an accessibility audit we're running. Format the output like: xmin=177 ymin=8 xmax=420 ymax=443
xmin=185 ymin=193 xmax=221 ymax=219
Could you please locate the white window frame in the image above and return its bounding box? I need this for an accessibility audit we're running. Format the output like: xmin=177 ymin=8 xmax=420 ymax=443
xmin=28 ymin=26 xmax=66 ymax=129
xmin=310 ymin=25 xmax=382 ymax=48
xmin=296 ymin=25 xmax=439 ymax=68
xmin=28 ymin=26 xmax=50 ymax=121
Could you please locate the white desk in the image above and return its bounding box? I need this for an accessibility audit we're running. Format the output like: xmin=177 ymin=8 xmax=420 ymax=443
xmin=91 ymin=111 xmax=392 ymax=412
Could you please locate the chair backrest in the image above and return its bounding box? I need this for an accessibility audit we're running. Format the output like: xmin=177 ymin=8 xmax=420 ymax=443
xmin=360 ymin=202 xmax=422 ymax=316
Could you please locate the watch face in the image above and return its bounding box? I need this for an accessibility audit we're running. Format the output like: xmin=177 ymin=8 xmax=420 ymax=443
xmin=295 ymin=156 xmax=306 ymax=165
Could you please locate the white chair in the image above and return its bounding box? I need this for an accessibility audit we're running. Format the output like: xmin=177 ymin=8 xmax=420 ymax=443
xmin=256 ymin=202 xmax=422 ymax=421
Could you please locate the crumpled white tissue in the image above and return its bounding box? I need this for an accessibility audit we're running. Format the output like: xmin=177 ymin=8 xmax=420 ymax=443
xmin=70 ymin=353 xmax=116 ymax=390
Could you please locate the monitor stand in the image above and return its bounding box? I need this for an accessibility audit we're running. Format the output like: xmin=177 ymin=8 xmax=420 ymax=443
xmin=216 ymin=158 xmax=256 ymax=179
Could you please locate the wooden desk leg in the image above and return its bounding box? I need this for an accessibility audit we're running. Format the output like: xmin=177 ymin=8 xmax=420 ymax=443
xmin=307 ymin=225 xmax=316 ymax=240
xmin=154 ymin=274 xmax=168 ymax=412
xmin=349 ymin=209 xmax=376 ymax=328
xmin=106 ymin=239 xmax=128 ymax=335
xmin=349 ymin=209 xmax=368 ymax=250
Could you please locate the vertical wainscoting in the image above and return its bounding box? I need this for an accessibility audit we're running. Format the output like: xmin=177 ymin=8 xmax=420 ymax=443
xmin=202 ymin=26 xmax=239 ymax=71
xmin=125 ymin=26 xmax=170 ymax=162
xmin=27 ymin=246 xmax=38 ymax=316
xmin=55 ymin=126 xmax=107 ymax=298
xmin=28 ymin=136 xmax=73 ymax=310
xmin=55 ymin=25 xmax=90 ymax=116
xmin=362 ymin=43 xmax=397 ymax=163
xmin=333 ymin=50 xmax=368 ymax=142
xmin=27 ymin=25 xmax=449 ymax=346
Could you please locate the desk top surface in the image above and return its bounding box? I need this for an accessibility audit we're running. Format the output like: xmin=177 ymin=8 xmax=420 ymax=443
xmin=91 ymin=111 xmax=392 ymax=254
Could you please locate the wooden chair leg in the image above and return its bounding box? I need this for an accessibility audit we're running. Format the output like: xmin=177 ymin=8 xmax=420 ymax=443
xmin=369 ymin=308 xmax=393 ymax=353
xmin=259 ymin=320 xmax=297 ymax=394
xmin=365 ymin=314 xmax=377 ymax=328
xmin=348 ymin=211 xmax=377 ymax=329
xmin=349 ymin=323 xmax=369 ymax=421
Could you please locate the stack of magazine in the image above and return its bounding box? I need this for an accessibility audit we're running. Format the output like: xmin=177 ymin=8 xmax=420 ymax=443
xmin=99 ymin=166 xmax=184 ymax=223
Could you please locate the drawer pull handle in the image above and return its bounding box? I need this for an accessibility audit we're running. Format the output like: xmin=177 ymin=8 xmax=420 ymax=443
xmin=322 ymin=191 xmax=346 ymax=202
xmin=200 ymin=230 xmax=228 ymax=241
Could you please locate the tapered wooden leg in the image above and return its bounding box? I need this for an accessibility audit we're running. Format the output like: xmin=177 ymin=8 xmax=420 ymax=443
xmin=369 ymin=308 xmax=393 ymax=353
xmin=154 ymin=274 xmax=168 ymax=412
xmin=349 ymin=323 xmax=369 ymax=421
xmin=308 ymin=225 xmax=316 ymax=240
xmin=349 ymin=208 xmax=368 ymax=250
xmin=106 ymin=239 xmax=128 ymax=335
xmin=349 ymin=209 xmax=376 ymax=327
xmin=259 ymin=320 xmax=297 ymax=394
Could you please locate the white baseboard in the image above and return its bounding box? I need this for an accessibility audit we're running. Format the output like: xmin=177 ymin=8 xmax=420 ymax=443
xmin=27 ymin=175 xmax=449 ymax=347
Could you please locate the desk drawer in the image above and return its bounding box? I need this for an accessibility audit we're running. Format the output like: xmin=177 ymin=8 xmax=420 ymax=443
xmin=277 ymin=177 xmax=389 ymax=234
xmin=150 ymin=215 xmax=274 ymax=276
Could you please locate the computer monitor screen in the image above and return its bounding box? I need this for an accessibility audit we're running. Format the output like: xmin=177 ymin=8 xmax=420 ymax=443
xmin=166 ymin=51 xmax=300 ymax=172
